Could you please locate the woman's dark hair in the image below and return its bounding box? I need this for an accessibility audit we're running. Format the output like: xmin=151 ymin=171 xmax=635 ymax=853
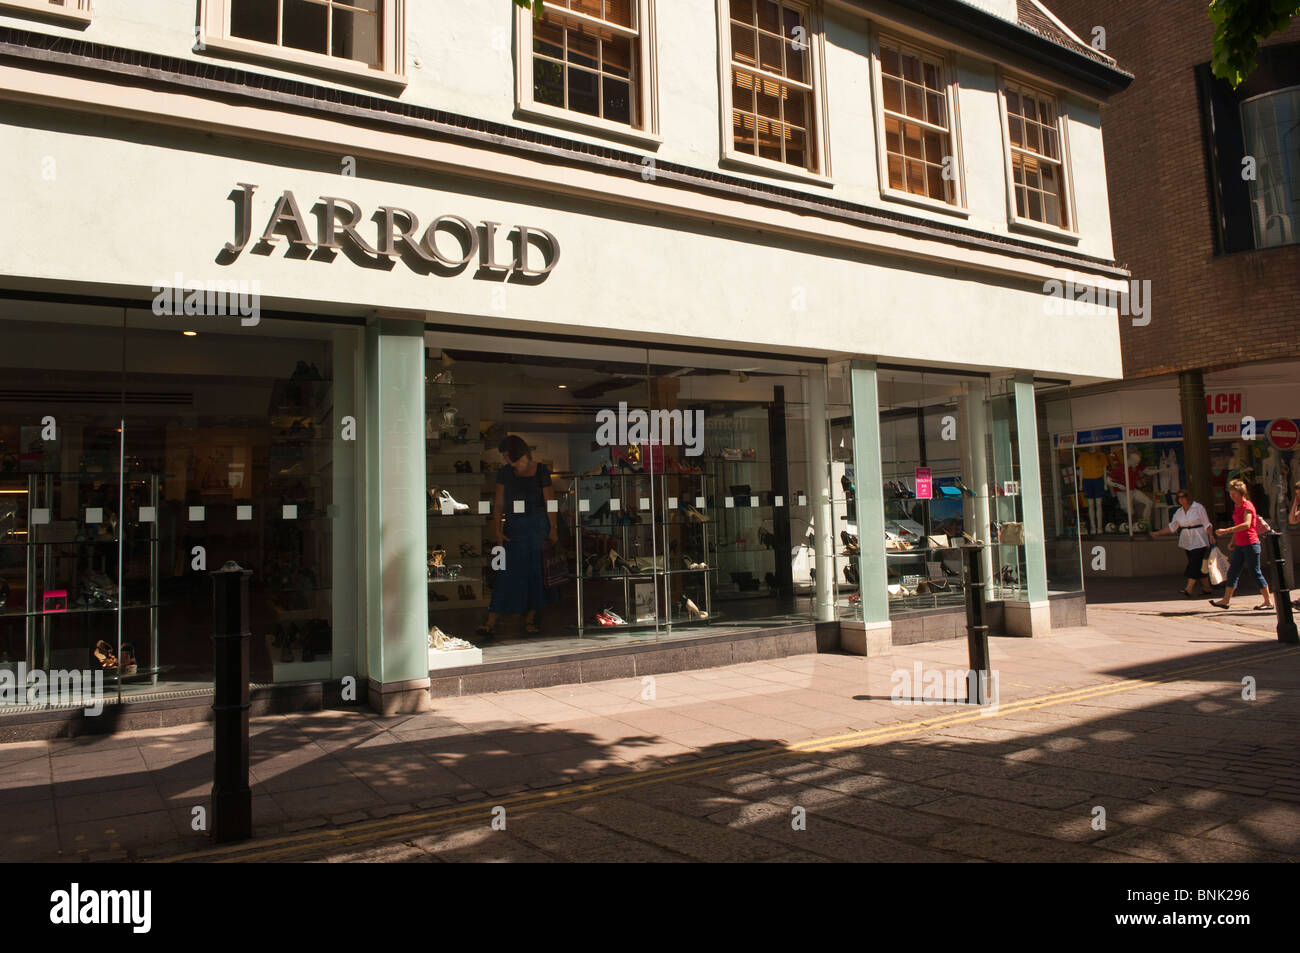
xmin=499 ymin=435 xmax=530 ymax=463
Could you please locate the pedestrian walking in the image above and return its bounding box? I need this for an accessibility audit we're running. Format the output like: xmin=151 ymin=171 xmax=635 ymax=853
xmin=1209 ymin=478 xmax=1274 ymax=610
xmin=1149 ymin=490 xmax=1213 ymax=597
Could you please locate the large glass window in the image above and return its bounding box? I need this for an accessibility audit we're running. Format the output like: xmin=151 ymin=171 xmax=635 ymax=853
xmin=423 ymin=334 xmax=827 ymax=663
xmin=876 ymin=369 xmax=997 ymax=615
xmin=0 ymin=299 xmax=362 ymax=711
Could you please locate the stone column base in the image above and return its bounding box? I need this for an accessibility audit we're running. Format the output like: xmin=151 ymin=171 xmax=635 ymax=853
xmin=367 ymin=677 xmax=432 ymax=716
xmin=1003 ymin=601 xmax=1052 ymax=637
xmin=839 ymin=620 xmax=893 ymax=656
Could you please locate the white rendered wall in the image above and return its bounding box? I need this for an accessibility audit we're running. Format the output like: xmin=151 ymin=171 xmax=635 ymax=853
xmin=0 ymin=0 xmax=1118 ymax=262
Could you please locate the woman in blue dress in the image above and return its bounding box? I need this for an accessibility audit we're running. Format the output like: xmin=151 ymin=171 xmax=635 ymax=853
xmin=477 ymin=435 xmax=558 ymax=640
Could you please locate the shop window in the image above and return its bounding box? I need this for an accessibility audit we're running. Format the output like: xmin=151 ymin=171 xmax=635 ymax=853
xmin=200 ymin=0 xmax=406 ymax=85
xmin=0 ymin=0 xmax=91 ymax=22
xmin=516 ymin=0 xmax=659 ymax=143
xmin=1000 ymin=78 xmax=1073 ymax=233
xmin=873 ymin=34 xmax=963 ymax=210
xmin=721 ymin=0 xmax=827 ymax=178
xmin=422 ymin=337 xmax=826 ymax=661
xmin=0 ymin=303 xmax=362 ymax=709
xmin=876 ymin=370 xmax=999 ymax=616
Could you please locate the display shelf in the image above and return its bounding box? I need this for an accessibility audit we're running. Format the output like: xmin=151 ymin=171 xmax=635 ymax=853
xmin=0 ymin=600 xmax=164 ymax=619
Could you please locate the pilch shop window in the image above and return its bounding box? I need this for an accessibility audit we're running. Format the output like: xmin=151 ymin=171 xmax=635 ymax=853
xmin=1002 ymin=80 xmax=1072 ymax=231
xmin=875 ymin=35 xmax=962 ymax=209
xmin=529 ymin=0 xmax=647 ymax=129
xmin=0 ymin=0 xmax=92 ymax=23
xmin=202 ymin=0 xmax=405 ymax=82
xmin=727 ymin=0 xmax=822 ymax=174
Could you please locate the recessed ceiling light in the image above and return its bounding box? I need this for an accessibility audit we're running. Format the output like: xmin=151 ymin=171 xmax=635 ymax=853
xmin=557 ymin=384 xmax=567 ymax=389
xmin=183 ymin=330 xmax=198 ymax=337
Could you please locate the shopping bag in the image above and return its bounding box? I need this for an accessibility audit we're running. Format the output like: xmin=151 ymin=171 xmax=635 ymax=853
xmin=1204 ymin=547 xmax=1227 ymax=586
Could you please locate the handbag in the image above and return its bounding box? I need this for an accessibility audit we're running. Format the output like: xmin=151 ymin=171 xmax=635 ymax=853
xmin=541 ymin=540 xmax=569 ymax=589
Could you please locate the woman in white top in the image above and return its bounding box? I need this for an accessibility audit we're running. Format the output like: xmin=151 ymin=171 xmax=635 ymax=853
xmin=1149 ymin=490 xmax=1214 ymax=597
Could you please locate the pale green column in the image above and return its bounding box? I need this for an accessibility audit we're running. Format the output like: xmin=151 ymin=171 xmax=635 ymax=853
xmin=1014 ymin=376 xmax=1049 ymax=604
xmin=850 ymin=362 xmax=889 ymax=627
xmin=364 ymin=318 xmax=431 ymax=714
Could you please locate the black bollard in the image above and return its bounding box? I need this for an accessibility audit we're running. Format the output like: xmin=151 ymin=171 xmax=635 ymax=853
xmin=1265 ymin=533 xmax=1299 ymax=645
xmin=211 ymin=561 xmax=253 ymax=842
xmin=963 ymin=546 xmax=993 ymax=704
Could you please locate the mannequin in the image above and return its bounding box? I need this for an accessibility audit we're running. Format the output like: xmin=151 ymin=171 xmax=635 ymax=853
xmin=1108 ymin=450 xmax=1151 ymax=524
xmin=1076 ymin=445 xmax=1110 ymax=534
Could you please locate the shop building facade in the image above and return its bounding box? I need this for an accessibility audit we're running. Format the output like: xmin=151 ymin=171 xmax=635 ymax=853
xmin=0 ymin=0 xmax=1130 ymax=721
xmin=1048 ymin=1 xmax=1300 ymax=580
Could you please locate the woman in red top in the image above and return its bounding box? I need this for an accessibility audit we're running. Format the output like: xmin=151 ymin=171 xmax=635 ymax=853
xmin=1209 ymin=479 xmax=1273 ymax=610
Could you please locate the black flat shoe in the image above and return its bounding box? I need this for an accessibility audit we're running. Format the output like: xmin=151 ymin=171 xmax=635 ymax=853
xmin=1209 ymin=600 xmax=1231 ymax=609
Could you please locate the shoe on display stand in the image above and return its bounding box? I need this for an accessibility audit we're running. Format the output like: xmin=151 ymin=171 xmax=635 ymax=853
xmin=438 ymin=489 xmax=469 ymax=512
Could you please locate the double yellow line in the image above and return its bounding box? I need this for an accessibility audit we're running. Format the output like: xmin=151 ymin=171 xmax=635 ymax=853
xmin=157 ymin=643 xmax=1294 ymax=863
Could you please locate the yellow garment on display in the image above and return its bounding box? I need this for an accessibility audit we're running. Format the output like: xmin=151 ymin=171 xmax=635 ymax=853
xmin=1077 ymin=450 xmax=1108 ymax=480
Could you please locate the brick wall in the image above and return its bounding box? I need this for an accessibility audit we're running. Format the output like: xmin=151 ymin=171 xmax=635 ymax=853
xmin=1047 ymin=1 xmax=1300 ymax=379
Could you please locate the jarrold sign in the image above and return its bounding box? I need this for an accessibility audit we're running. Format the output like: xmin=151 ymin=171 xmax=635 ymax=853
xmin=222 ymin=183 xmax=560 ymax=276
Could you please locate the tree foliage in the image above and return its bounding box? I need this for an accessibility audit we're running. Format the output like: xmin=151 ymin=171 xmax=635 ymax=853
xmin=513 ymin=0 xmax=544 ymax=19
xmin=1209 ymin=0 xmax=1300 ymax=87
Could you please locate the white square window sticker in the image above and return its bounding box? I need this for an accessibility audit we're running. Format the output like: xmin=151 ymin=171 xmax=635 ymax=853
xmin=189 ymin=506 xmax=205 ymax=522
xmin=477 ymin=500 xmax=491 ymax=515
xmin=546 ymin=499 xmax=558 ymax=513
xmin=513 ymin=499 xmax=525 ymax=514
xmin=724 ymin=497 xmax=734 ymax=508
xmin=282 ymin=505 xmax=298 ymax=520
xmin=442 ymin=500 xmax=455 ymax=516
xmin=797 ymin=495 xmax=807 ymax=506
xmin=695 ymin=496 xmax=705 ymax=509
xmin=668 ymin=496 xmax=678 ymax=509
xmin=237 ymin=505 xmax=253 ymax=521
xmin=610 ymin=498 xmax=621 ymax=511
xmin=639 ymin=497 xmax=650 ymax=510
xmin=775 ymin=495 xmax=784 ymax=508
xmin=750 ymin=496 xmax=759 ymax=508
xmin=139 ymin=506 xmax=157 ymax=523
xmin=32 ymin=508 xmax=50 ymax=525
xmin=85 ymin=507 xmax=103 ymax=524
xmin=579 ymin=499 xmax=591 ymax=513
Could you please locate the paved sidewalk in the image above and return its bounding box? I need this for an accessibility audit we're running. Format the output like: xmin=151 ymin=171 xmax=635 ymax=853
xmin=2 ymin=593 xmax=1298 ymax=862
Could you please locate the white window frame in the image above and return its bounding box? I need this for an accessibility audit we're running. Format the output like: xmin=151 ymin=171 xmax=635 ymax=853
xmin=199 ymin=0 xmax=406 ymax=89
xmin=0 ymin=0 xmax=91 ymax=24
xmin=997 ymin=72 xmax=1079 ymax=241
xmin=716 ymin=0 xmax=832 ymax=185
xmin=869 ymin=30 xmax=968 ymax=217
xmin=514 ymin=0 xmax=661 ymax=148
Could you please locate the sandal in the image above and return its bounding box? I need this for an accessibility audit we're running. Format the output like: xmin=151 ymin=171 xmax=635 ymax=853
xmin=473 ymin=624 xmax=495 ymax=642
xmin=1208 ymin=600 xmax=1231 ymax=609
xmin=1254 ymin=604 xmax=1272 ymax=611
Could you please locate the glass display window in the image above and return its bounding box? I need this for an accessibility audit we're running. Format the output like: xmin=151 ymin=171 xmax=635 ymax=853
xmin=0 ymin=299 xmax=362 ymax=709
xmin=423 ymin=331 xmax=828 ymax=662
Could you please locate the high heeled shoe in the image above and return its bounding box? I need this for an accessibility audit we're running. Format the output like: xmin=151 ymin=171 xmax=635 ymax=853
xmin=438 ymin=489 xmax=469 ymax=512
xmin=681 ymin=595 xmax=708 ymax=619
xmin=94 ymin=640 xmax=118 ymax=671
